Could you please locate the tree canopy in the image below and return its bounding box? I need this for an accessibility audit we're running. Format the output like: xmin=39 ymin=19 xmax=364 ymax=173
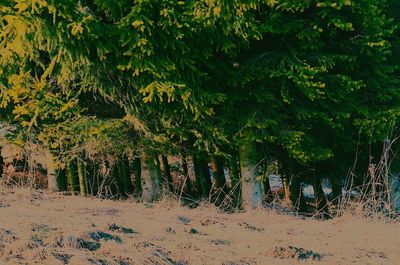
xmin=1 ymin=0 xmax=399 ymax=210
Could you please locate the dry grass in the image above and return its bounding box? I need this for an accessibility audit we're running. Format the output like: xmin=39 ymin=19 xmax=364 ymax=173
xmin=0 ymin=187 xmax=399 ymax=265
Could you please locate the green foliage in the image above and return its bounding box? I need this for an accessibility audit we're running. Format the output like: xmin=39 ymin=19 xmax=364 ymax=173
xmin=0 ymin=0 xmax=399 ymax=186
xmin=219 ymin=0 xmax=400 ymax=170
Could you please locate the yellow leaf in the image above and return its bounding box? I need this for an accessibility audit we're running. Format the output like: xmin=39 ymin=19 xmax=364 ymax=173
xmin=14 ymin=1 xmax=29 ymax=13
xmin=213 ymin=6 xmax=221 ymax=16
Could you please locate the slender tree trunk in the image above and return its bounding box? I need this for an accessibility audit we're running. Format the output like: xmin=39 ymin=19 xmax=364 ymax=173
xmin=132 ymin=158 xmax=142 ymax=196
xmin=238 ymin=141 xmax=263 ymax=209
xmin=193 ymin=153 xmax=211 ymax=198
xmin=181 ymin=155 xmax=192 ymax=196
xmin=212 ymin=157 xmax=228 ymax=204
xmin=161 ymin=155 xmax=174 ymax=193
xmin=46 ymin=151 xmax=67 ymax=192
xmin=282 ymin=175 xmax=291 ymax=204
xmin=47 ymin=165 xmax=58 ymax=191
xmin=0 ymin=148 xmax=3 ymax=178
xmin=262 ymin=169 xmax=273 ymax=203
xmin=329 ymin=175 xmax=342 ymax=205
xmin=141 ymin=154 xmax=162 ymax=202
xmin=77 ymin=158 xmax=86 ymax=196
xmin=46 ymin=152 xmax=58 ymax=192
xmin=110 ymin=162 xmax=120 ymax=196
xmin=290 ymin=175 xmax=307 ymax=212
xmin=117 ymin=156 xmax=134 ymax=197
xmin=211 ymin=157 xmax=228 ymax=193
xmin=56 ymin=168 xmax=68 ymax=192
xmin=113 ymin=161 xmax=122 ymax=196
xmin=388 ymin=174 xmax=400 ymax=211
xmin=228 ymin=154 xmax=241 ymax=207
xmin=66 ymin=159 xmax=78 ymax=194
xmin=85 ymin=161 xmax=96 ymax=195
xmin=313 ymin=175 xmax=328 ymax=216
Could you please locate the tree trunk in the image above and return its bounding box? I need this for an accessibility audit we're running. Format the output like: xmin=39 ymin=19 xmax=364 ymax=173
xmin=46 ymin=151 xmax=67 ymax=192
xmin=118 ymin=156 xmax=134 ymax=197
xmin=289 ymin=175 xmax=307 ymax=212
xmin=46 ymin=152 xmax=58 ymax=192
xmin=0 ymin=148 xmax=3 ymax=178
xmin=110 ymin=162 xmax=120 ymax=196
xmin=329 ymin=175 xmax=342 ymax=205
xmin=47 ymin=165 xmax=58 ymax=191
xmin=262 ymin=170 xmax=273 ymax=203
xmin=56 ymin=168 xmax=68 ymax=192
xmin=161 ymin=155 xmax=174 ymax=193
xmin=181 ymin=155 xmax=192 ymax=196
xmin=66 ymin=159 xmax=78 ymax=194
xmin=212 ymin=157 xmax=228 ymax=204
xmin=141 ymin=154 xmax=162 ymax=202
xmin=85 ymin=161 xmax=97 ymax=195
xmin=313 ymin=175 xmax=328 ymax=216
xmin=132 ymin=158 xmax=142 ymax=196
xmin=228 ymin=154 xmax=241 ymax=207
xmin=388 ymin=174 xmax=400 ymax=211
xmin=282 ymin=175 xmax=291 ymax=204
xmin=77 ymin=158 xmax=86 ymax=196
xmin=211 ymin=157 xmax=228 ymax=193
xmin=238 ymin=141 xmax=263 ymax=209
xmin=193 ymin=153 xmax=211 ymax=198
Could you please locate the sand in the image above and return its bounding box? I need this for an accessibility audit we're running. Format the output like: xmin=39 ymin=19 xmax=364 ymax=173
xmin=0 ymin=188 xmax=399 ymax=265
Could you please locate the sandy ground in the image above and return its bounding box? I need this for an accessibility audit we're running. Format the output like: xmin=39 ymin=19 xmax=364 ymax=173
xmin=0 ymin=189 xmax=399 ymax=265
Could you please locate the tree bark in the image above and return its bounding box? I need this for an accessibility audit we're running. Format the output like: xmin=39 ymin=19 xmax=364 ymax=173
xmin=85 ymin=161 xmax=97 ymax=195
xmin=193 ymin=153 xmax=211 ymax=198
xmin=289 ymin=175 xmax=307 ymax=212
xmin=118 ymin=156 xmax=134 ymax=197
xmin=212 ymin=157 xmax=228 ymax=204
xmin=262 ymin=170 xmax=273 ymax=203
xmin=66 ymin=159 xmax=78 ymax=194
xmin=238 ymin=141 xmax=263 ymax=209
xmin=313 ymin=175 xmax=328 ymax=216
xmin=46 ymin=152 xmax=58 ymax=192
xmin=211 ymin=157 xmax=228 ymax=193
xmin=228 ymin=154 xmax=241 ymax=207
xmin=46 ymin=151 xmax=67 ymax=192
xmin=388 ymin=174 xmax=400 ymax=211
xmin=56 ymin=168 xmax=68 ymax=192
xmin=0 ymin=148 xmax=3 ymax=178
xmin=141 ymin=154 xmax=162 ymax=203
xmin=329 ymin=175 xmax=342 ymax=205
xmin=161 ymin=155 xmax=174 ymax=193
xmin=282 ymin=175 xmax=291 ymax=204
xmin=181 ymin=155 xmax=192 ymax=196
xmin=77 ymin=158 xmax=86 ymax=196
xmin=132 ymin=158 xmax=142 ymax=196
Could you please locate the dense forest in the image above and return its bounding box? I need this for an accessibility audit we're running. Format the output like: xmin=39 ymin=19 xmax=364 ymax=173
xmin=1 ymin=0 xmax=400 ymax=215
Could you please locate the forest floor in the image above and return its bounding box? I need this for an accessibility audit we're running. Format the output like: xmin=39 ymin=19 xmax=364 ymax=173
xmin=0 ymin=188 xmax=399 ymax=265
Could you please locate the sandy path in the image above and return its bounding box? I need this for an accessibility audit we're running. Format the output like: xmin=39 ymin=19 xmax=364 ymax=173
xmin=0 ymin=188 xmax=399 ymax=265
